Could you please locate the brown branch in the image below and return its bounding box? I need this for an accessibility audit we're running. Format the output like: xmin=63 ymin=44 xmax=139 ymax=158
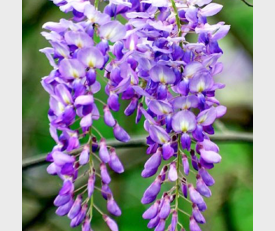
xmin=22 ymin=132 xmax=253 ymax=171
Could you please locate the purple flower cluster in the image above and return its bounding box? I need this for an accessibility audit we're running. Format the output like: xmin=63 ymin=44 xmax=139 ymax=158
xmin=41 ymin=0 xmax=229 ymax=230
xmin=40 ymin=2 xmax=133 ymax=231
xmin=98 ymin=0 xmax=228 ymax=230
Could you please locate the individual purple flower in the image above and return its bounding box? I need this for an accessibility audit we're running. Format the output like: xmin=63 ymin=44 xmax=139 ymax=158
xmin=54 ymin=193 xmax=72 ymax=207
xmin=142 ymin=167 xmax=159 ymax=179
xmin=103 ymin=106 xmax=116 ymax=127
xmin=124 ymin=97 xmax=139 ymax=116
xmin=70 ymin=204 xmax=87 ymax=227
xmin=198 ymin=165 xmax=215 ymax=186
xmin=148 ymin=100 xmax=173 ymax=116
xmin=189 ymin=216 xmax=202 ymax=231
xmin=77 ymin=47 xmax=104 ymax=68
xmin=199 ymin=3 xmax=223 ymax=17
xmin=199 ymin=148 xmax=218 ymax=166
xmin=155 ymin=219 xmax=166 ymax=231
xmin=168 ymin=162 xmax=178 ymax=182
xmin=49 ymin=87 xmax=76 ymax=126
xmin=101 ymin=182 xmax=113 ymax=200
xmin=191 ymin=150 xmax=199 ymax=171
xmin=160 ymin=165 xmax=168 ymax=181
xmin=150 ymin=65 xmax=176 ymax=85
xmin=68 ymin=195 xmax=82 ymax=219
xmin=142 ymin=148 xmax=162 ymax=178
xmin=84 ymin=4 xmax=111 ymax=25
xmin=64 ymin=31 xmax=93 ymax=48
xmin=53 ymin=0 xmax=90 ymax=13
xmin=183 ymin=62 xmax=204 ymax=79
xmin=82 ymin=217 xmax=93 ymax=231
xmin=197 ymin=107 xmax=217 ymax=127
xmin=181 ymin=133 xmax=192 ymax=151
xmin=181 ymin=180 xmax=188 ymax=198
xmin=99 ymin=21 xmax=126 ymax=42
xmin=107 ymin=194 xmax=122 ymax=216
xmin=52 ymin=151 xmax=75 ymax=166
xmin=143 ymin=200 xmax=160 ymax=219
xmin=198 ymin=140 xmax=222 ymax=164
xmin=113 ymin=122 xmax=131 ymax=142
xmin=103 ymin=215 xmax=119 ymax=231
xmin=108 ymin=148 xmax=124 ymax=173
xmin=79 ymin=145 xmax=90 ymax=165
xmin=147 ymin=215 xmax=160 ymax=229
xmin=59 ymin=179 xmax=74 ymax=195
xmin=100 ymin=163 xmax=111 ymax=184
xmin=159 ymin=194 xmax=171 ymax=219
xmin=172 ymin=110 xmax=197 ymax=133
xmin=107 ymin=92 xmax=120 ymax=112
xmin=88 ymin=170 xmax=96 ymax=198
xmin=99 ymin=138 xmax=110 ymax=163
xmin=189 ymin=185 xmax=205 ymax=206
xmin=56 ymin=199 xmax=74 ymax=216
xmin=149 ymin=125 xmax=171 ymax=145
xmin=192 ymin=204 xmax=206 ymax=224
xmin=59 ymin=59 xmax=86 ymax=80
xmin=169 ymin=211 xmax=178 ymax=231
xmin=141 ymin=175 xmax=162 ymax=204
xmin=162 ymin=142 xmax=175 ymax=160
xmin=182 ymin=154 xmax=190 ymax=175
xmin=196 ymin=174 xmax=212 ymax=197
xmin=189 ymin=69 xmax=214 ymax=93
xmin=172 ymin=95 xmax=199 ymax=110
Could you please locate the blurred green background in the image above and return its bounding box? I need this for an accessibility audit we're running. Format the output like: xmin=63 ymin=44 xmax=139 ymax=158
xmin=22 ymin=0 xmax=253 ymax=230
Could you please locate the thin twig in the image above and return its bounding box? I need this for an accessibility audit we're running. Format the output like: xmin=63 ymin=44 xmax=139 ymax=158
xmin=177 ymin=208 xmax=191 ymax=217
xmin=179 ymin=194 xmax=192 ymax=204
xmin=91 ymin=152 xmax=102 ymax=163
xmin=241 ymin=0 xmax=253 ymax=7
xmin=93 ymin=204 xmax=103 ymax=215
xmin=74 ymin=183 xmax=88 ymax=194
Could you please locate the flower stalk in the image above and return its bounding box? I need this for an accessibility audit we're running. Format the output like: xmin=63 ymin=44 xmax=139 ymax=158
xmin=94 ymin=0 xmax=99 ymax=10
xmin=171 ymin=0 xmax=182 ymax=37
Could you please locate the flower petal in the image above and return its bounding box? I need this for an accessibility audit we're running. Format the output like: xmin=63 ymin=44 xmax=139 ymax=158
xmin=189 ymin=69 xmax=214 ymax=93
xmin=150 ymin=65 xmax=176 ymax=84
xmin=149 ymin=125 xmax=171 ymax=144
xmin=77 ymin=47 xmax=104 ymax=68
xmin=99 ymin=21 xmax=126 ymax=42
xmin=184 ymin=61 xmax=204 ymax=79
xmin=64 ymin=31 xmax=93 ymax=48
xmin=200 ymin=150 xmax=221 ymax=164
xmin=172 ymin=110 xmax=197 ymax=133
xmin=113 ymin=123 xmax=131 ymax=142
xmin=200 ymin=3 xmax=223 ymax=17
xmin=173 ymin=95 xmax=198 ymax=110
xmin=148 ymin=100 xmax=172 ymax=115
xmin=59 ymin=59 xmax=86 ymax=79
xmin=212 ymin=25 xmax=230 ymax=41
xmin=197 ymin=107 xmax=217 ymax=126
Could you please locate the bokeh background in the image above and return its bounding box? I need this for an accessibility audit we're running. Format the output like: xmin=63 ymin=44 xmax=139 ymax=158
xmin=22 ymin=0 xmax=253 ymax=230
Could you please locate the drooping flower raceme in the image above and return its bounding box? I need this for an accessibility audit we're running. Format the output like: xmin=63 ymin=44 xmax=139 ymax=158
xmin=42 ymin=0 xmax=229 ymax=230
xmin=41 ymin=2 xmax=131 ymax=231
xmin=100 ymin=0 xmax=229 ymax=230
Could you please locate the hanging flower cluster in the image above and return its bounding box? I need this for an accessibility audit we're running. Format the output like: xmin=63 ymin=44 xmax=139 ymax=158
xmin=41 ymin=1 xmax=132 ymax=231
xmin=41 ymin=0 xmax=229 ymax=230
